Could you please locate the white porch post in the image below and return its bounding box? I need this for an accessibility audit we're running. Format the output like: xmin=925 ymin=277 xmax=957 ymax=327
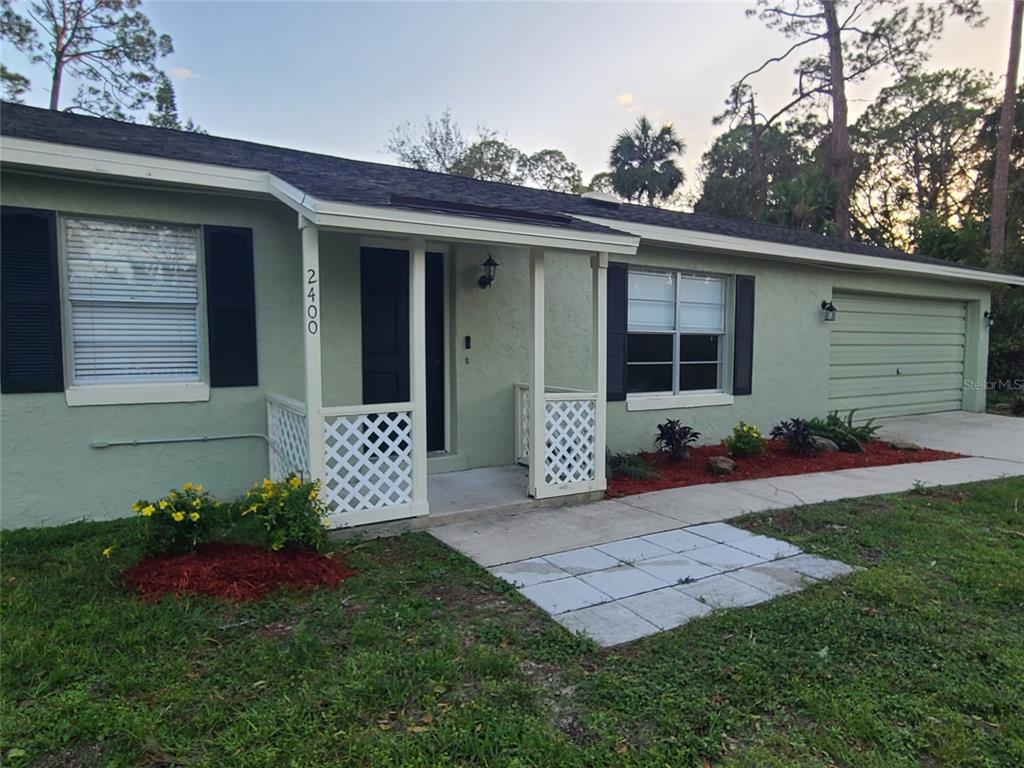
xmin=528 ymin=247 xmax=546 ymax=497
xmin=409 ymin=236 xmax=430 ymax=515
xmin=300 ymin=217 xmax=325 ymax=482
xmin=593 ymin=252 xmax=608 ymax=486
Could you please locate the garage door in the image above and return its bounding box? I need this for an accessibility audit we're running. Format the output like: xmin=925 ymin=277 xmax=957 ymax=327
xmin=828 ymin=292 xmax=966 ymax=420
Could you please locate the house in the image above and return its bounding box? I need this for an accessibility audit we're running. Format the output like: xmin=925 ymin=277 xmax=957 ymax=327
xmin=2 ymin=102 xmax=1020 ymax=530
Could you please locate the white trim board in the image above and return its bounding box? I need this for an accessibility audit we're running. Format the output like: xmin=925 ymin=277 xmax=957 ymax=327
xmin=2 ymin=137 xmax=639 ymax=255
xmin=573 ymin=215 xmax=1024 ymax=288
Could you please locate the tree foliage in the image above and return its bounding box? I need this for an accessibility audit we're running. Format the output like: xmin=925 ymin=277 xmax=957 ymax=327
xmin=147 ymin=72 xmax=203 ymax=133
xmin=4 ymin=0 xmax=174 ymax=119
xmin=387 ymin=110 xmax=584 ymax=193
xmin=725 ymin=0 xmax=986 ymax=239
xmin=852 ymin=69 xmax=996 ymax=250
xmin=387 ymin=109 xmax=469 ymax=174
xmin=695 ymin=117 xmax=833 ymax=232
xmin=609 ymin=116 xmax=685 ymax=206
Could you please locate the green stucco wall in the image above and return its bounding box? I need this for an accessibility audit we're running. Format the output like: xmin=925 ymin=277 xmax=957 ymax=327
xmin=603 ymin=246 xmax=990 ymax=455
xmin=1 ymin=172 xmax=303 ymax=528
xmin=0 ymin=171 xmax=991 ymax=528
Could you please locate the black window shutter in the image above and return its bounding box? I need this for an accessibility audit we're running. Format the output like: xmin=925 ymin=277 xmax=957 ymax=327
xmin=607 ymin=262 xmax=628 ymax=401
xmin=204 ymin=226 xmax=258 ymax=387
xmin=1 ymin=206 xmax=64 ymax=393
xmin=732 ymin=275 xmax=755 ymax=396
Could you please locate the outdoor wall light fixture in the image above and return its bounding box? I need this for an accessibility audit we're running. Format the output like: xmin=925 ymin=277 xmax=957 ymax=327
xmin=984 ymin=310 xmax=996 ymax=328
xmin=478 ymin=254 xmax=499 ymax=289
xmin=821 ymin=299 xmax=838 ymax=322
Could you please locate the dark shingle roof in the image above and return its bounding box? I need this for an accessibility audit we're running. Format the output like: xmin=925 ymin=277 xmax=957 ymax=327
xmin=0 ymin=102 xmax=998 ymax=273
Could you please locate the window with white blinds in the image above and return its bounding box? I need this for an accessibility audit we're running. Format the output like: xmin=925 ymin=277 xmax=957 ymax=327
xmin=64 ymin=218 xmax=202 ymax=385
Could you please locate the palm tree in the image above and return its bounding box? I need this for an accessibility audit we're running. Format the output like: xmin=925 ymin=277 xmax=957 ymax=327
xmin=609 ymin=117 xmax=686 ymax=206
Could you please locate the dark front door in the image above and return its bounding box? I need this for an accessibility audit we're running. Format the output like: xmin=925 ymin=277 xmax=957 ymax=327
xmin=360 ymin=248 xmax=445 ymax=452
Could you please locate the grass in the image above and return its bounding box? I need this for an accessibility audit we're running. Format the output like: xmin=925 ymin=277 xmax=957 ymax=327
xmin=2 ymin=478 xmax=1023 ymax=767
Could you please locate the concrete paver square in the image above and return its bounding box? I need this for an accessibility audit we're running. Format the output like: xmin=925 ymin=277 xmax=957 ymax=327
xmin=489 ymin=557 xmax=568 ymax=587
xmin=729 ymin=534 xmax=802 ymax=561
xmin=618 ymin=587 xmax=713 ymax=630
xmin=641 ymin=528 xmax=718 ymax=553
xmin=689 ymin=543 xmax=766 ymax=570
xmin=595 ymin=537 xmax=673 ymax=563
xmin=684 ymin=523 xmax=755 ymax=544
xmin=729 ymin=561 xmax=814 ymax=596
xmin=543 ymin=546 xmax=620 ymax=576
xmin=633 ymin=553 xmax=721 ymax=585
xmin=783 ymin=553 xmax=856 ymax=580
xmin=557 ymin=602 xmax=659 ymax=646
xmin=519 ymin=576 xmax=609 ymax=615
xmin=578 ymin=565 xmax=669 ymax=600
xmin=678 ymin=573 xmax=772 ymax=609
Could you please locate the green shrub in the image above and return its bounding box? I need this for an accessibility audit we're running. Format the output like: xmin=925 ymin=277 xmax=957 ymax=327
xmin=607 ymin=451 xmax=659 ymax=480
xmin=133 ymin=483 xmax=222 ymax=553
xmin=240 ymin=475 xmax=328 ymax=551
xmin=723 ymin=421 xmax=767 ymax=458
xmin=805 ymin=410 xmax=878 ymax=450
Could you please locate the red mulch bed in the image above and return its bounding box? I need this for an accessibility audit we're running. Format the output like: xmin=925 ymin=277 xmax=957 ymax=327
xmin=607 ymin=440 xmax=962 ymax=497
xmin=122 ymin=542 xmax=356 ymax=602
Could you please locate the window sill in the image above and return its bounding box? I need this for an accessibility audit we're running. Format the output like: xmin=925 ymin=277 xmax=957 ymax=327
xmin=65 ymin=382 xmax=210 ymax=407
xmin=626 ymin=392 xmax=734 ymax=412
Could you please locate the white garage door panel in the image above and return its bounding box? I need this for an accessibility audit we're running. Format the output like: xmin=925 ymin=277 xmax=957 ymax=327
xmin=828 ymin=292 xmax=967 ymax=420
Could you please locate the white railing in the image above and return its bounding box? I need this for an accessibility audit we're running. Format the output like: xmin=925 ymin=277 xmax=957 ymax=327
xmin=267 ymin=394 xmax=309 ymax=481
xmin=514 ymin=383 xmax=599 ymax=493
xmin=321 ymin=402 xmax=416 ymax=519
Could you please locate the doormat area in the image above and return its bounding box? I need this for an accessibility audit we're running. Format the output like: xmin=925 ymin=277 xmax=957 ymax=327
xmin=607 ymin=441 xmax=961 ymax=498
xmin=122 ymin=542 xmax=356 ymax=602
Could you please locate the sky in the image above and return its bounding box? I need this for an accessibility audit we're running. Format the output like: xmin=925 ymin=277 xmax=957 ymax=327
xmin=2 ymin=1 xmax=1018 ymax=200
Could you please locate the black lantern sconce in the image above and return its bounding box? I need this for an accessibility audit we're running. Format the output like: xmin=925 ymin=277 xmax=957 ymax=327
xmin=821 ymin=299 xmax=838 ymax=322
xmin=478 ymin=254 xmax=499 ymax=289
xmin=984 ymin=310 xmax=996 ymax=328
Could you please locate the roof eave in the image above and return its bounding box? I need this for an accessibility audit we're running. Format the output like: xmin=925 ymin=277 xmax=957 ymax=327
xmin=1 ymin=136 xmax=639 ymax=255
xmin=573 ymin=215 xmax=1024 ymax=287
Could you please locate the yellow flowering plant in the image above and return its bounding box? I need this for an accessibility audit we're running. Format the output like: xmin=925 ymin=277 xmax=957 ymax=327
xmin=239 ymin=474 xmax=327 ymax=551
xmin=723 ymin=420 xmax=767 ymax=458
xmin=132 ymin=482 xmax=220 ymax=553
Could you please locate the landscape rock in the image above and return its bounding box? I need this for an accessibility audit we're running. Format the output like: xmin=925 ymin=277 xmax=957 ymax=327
xmin=810 ymin=436 xmax=839 ymax=453
xmin=707 ymin=456 xmax=737 ymax=475
xmin=888 ymin=440 xmax=921 ymax=451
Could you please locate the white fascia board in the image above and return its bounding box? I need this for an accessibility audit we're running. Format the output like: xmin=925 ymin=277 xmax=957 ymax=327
xmin=1 ymin=136 xmax=273 ymax=196
xmin=302 ymin=198 xmax=639 ymax=254
xmin=574 ymin=214 xmax=1024 ymax=287
xmin=1 ymin=137 xmax=640 ymax=255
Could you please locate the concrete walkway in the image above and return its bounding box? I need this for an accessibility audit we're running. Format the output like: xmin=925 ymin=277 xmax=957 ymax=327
xmin=490 ymin=522 xmax=854 ymax=646
xmin=432 ymin=456 xmax=1021 ymax=568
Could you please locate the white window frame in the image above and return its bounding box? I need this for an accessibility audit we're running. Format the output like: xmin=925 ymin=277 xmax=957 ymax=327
xmin=58 ymin=214 xmax=211 ymax=407
xmin=625 ymin=269 xmax=734 ymax=411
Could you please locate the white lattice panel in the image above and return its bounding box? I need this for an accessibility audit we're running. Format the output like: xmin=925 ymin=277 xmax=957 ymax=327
xmin=268 ymin=399 xmax=309 ymax=481
xmin=544 ymin=397 xmax=596 ymax=485
xmin=323 ymin=409 xmax=414 ymax=513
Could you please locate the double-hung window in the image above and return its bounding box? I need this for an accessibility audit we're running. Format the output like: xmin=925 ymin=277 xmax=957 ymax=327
xmin=64 ymin=217 xmax=202 ymax=386
xmin=627 ymin=270 xmax=727 ymax=395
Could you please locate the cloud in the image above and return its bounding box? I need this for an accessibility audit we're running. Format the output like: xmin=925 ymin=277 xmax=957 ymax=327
xmin=615 ymin=92 xmax=634 ymax=106
xmin=170 ymin=66 xmax=200 ymax=81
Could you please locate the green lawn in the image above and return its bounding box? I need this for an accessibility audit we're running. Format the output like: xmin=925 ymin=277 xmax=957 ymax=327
xmin=3 ymin=479 xmax=1023 ymax=767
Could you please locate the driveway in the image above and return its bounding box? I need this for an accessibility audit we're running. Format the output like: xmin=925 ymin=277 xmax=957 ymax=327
xmin=875 ymin=411 xmax=1023 ymax=463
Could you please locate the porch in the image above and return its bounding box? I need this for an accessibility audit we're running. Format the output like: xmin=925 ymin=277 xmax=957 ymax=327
xmin=264 ymin=215 xmax=634 ymax=529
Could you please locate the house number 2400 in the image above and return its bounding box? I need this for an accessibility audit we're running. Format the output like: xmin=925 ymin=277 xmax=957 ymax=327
xmin=305 ymin=268 xmax=318 ymax=335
